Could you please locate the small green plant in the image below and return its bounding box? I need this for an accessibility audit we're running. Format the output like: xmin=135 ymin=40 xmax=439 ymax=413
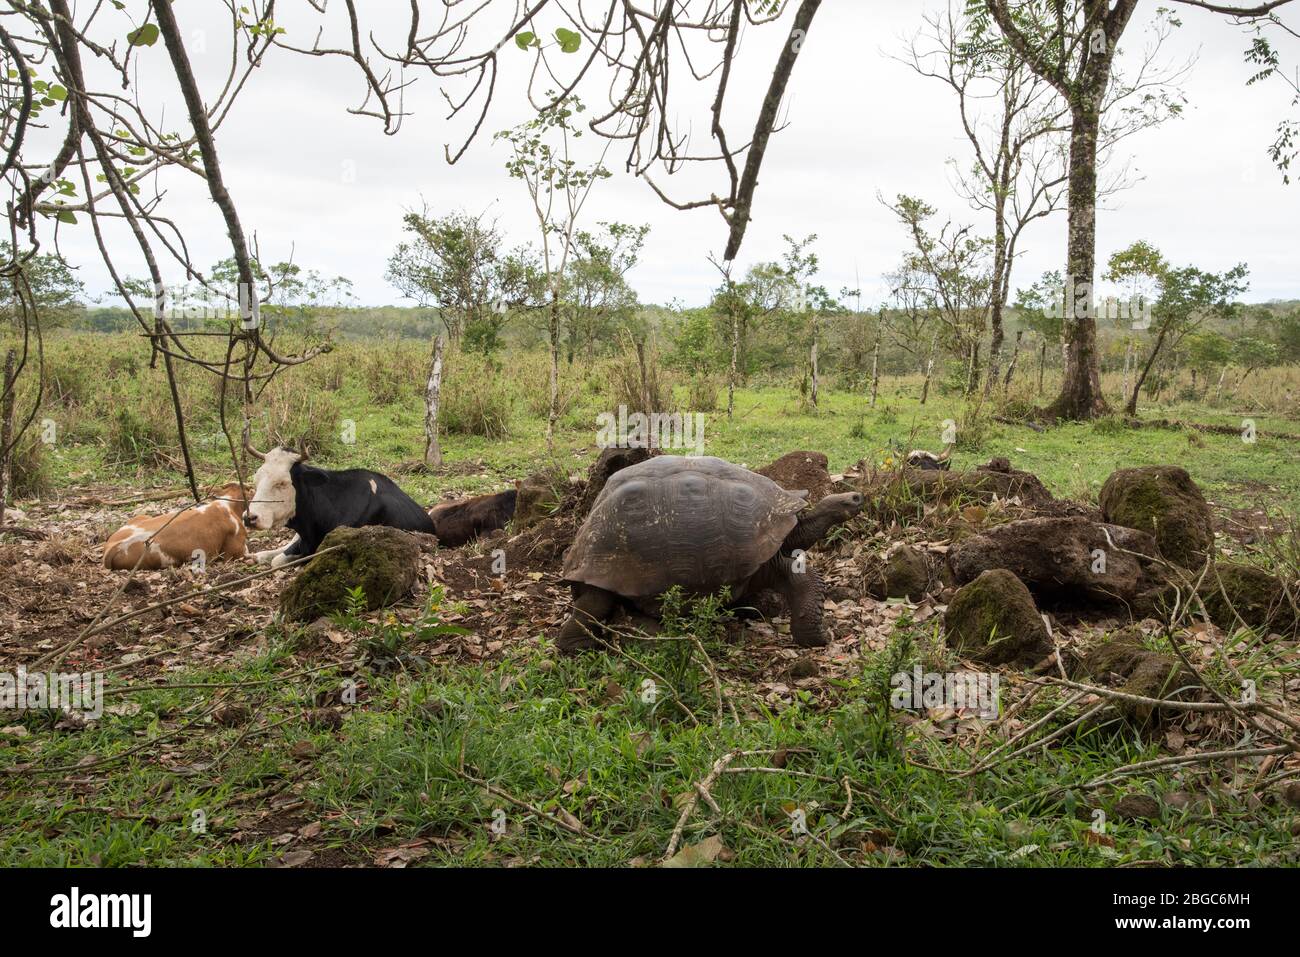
xmin=855 ymin=617 xmax=917 ymax=756
xmin=332 ymin=585 xmax=469 ymax=674
xmin=647 ymin=585 xmax=733 ymax=718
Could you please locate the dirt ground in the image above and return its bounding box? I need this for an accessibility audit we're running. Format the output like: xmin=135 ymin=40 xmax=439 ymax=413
xmin=0 ymin=460 xmax=1275 ymax=706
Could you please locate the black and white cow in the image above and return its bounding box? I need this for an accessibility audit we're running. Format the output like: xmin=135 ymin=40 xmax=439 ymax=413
xmin=905 ymin=449 xmax=951 ymax=471
xmin=244 ymin=448 xmax=436 ymax=567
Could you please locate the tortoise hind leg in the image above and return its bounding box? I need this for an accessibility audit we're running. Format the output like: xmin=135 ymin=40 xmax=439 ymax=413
xmin=556 ymin=586 xmax=617 ymax=654
xmin=761 ymin=553 xmax=828 ymax=648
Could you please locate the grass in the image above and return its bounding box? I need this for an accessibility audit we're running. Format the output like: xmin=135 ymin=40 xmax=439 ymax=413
xmin=4 ymin=616 xmax=1295 ymax=867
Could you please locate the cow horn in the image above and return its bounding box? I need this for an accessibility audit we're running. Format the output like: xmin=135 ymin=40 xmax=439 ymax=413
xmin=241 ymin=423 xmax=267 ymax=461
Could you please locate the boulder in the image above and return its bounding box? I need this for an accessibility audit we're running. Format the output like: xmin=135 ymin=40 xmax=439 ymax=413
xmin=943 ymin=569 xmax=1051 ymax=665
xmin=1199 ymin=562 xmax=1296 ymax=635
xmin=756 ymin=450 xmax=834 ymax=504
xmin=1079 ymin=636 xmax=1198 ymax=729
xmin=280 ymin=526 xmax=421 ymax=622
xmin=1098 ymin=465 xmax=1214 ymax=568
xmin=513 ymin=468 xmax=567 ymax=530
xmin=867 ymin=544 xmax=931 ymax=601
xmin=948 ymin=516 xmax=1169 ymax=613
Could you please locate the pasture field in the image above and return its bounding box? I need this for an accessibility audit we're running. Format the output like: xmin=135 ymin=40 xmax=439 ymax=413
xmin=1 ymin=334 xmax=1298 ymax=867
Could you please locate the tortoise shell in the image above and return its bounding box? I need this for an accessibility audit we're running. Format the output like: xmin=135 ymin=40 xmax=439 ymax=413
xmin=562 ymin=455 xmax=808 ymax=598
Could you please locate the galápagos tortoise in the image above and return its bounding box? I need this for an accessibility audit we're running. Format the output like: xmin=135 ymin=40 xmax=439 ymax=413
xmin=555 ymin=455 xmax=863 ymax=653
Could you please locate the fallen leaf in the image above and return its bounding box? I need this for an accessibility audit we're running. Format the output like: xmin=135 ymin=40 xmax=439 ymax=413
xmin=662 ymin=834 xmax=729 ymax=868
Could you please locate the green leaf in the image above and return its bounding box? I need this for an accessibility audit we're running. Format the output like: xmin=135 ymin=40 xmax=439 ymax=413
xmin=56 ymin=210 xmax=77 ymax=225
xmin=554 ymin=28 xmax=581 ymax=54
xmin=49 ymin=84 xmax=67 ymax=101
xmin=514 ymin=31 xmax=536 ymax=51
xmin=127 ymin=23 xmax=159 ymax=47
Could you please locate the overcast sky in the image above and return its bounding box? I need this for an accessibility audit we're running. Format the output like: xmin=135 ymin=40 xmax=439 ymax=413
xmin=47 ymin=1 xmax=1300 ymax=309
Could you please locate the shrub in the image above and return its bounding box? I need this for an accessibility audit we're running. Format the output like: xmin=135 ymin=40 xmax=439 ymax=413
xmin=261 ymin=382 xmax=342 ymax=456
xmin=441 ymin=354 xmax=513 ymax=438
xmin=607 ymin=337 xmax=669 ymax=416
xmin=7 ymin=428 xmax=53 ymax=498
xmin=685 ymin=375 xmax=719 ymax=413
xmin=107 ymin=398 xmax=176 ymax=469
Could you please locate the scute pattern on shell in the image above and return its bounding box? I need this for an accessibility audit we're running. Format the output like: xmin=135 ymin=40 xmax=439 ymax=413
xmin=562 ymin=455 xmax=807 ymax=597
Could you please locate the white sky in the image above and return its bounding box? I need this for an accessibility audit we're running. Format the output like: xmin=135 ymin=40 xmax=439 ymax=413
xmin=42 ymin=1 xmax=1300 ymax=308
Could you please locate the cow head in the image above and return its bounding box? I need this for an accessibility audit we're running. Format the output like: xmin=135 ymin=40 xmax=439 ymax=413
xmin=245 ymin=448 xmax=302 ymax=530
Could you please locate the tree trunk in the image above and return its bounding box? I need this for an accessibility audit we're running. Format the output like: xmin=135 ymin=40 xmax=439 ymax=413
xmin=808 ymin=314 xmax=819 ymax=408
xmin=1037 ymin=340 xmax=1047 ymax=395
xmin=727 ymin=306 xmax=739 ymax=418
xmin=1125 ymin=322 xmax=1171 ymax=417
xmin=869 ymin=335 xmax=880 ymax=409
xmin=985 ymin=189 xmax=1009 ymax=397
xmin=423 ymin=335 xmax=445 ymax=467
xmin=1044 ymin=104 xmax=1109 ymax=421
xmin=547 ymin=288 xmax=560 ymax=451
xmin=0 ymin=349 xmax=15 ymax=515
xmin=1003 ymin=330 xmax=1023 ymax=391
xmin=1121 ymin=338 xmax=1134 ymax=401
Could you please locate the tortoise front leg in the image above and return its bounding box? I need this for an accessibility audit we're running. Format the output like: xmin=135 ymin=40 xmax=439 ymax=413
xmin=556 ymin=585 xmax=617 ymax=654
xmin=764 ymin=553 xmax=828 ymax=648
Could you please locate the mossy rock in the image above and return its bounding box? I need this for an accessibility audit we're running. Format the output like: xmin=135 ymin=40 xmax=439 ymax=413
xmin=1080 ymin=636 xmax=1197 ymax=729
xmin=280 ymin=526 xmax=420 ymax=622
xmin=1199 ymin=562 xmax=1297 ymax=635
xmin=1098 ymin=465 xmax=1213 ymax=569
xmin=514 ymin=468 xmax=567 ymax=530
xmin=867 ymin=544 xmax=931 ymax=601
xmin=944 ymin=569 xmax=1050 ymax=666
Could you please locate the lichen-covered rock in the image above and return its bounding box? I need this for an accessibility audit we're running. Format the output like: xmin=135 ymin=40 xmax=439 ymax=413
xmin=944 ymin=569 xmax=1051 ymax=665
xmin=867 ymin=544 xmax=931 ymax=601
xmin=1199 ymin=562 xmax=1297 ymax=635
xmin=280 ymin=525 xmax=420 ymax=622
xmin=1079 ymin=636 xmax=1197 ymax=729
xmin=947 ymin=516 xmax=1170 ymax=613
xmin=1099 ymin=465 xmax=1213 ymax=568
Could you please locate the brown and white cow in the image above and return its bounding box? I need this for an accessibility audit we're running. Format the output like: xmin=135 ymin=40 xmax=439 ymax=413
xmin=103 ymin=483 xmax=250 ymax=570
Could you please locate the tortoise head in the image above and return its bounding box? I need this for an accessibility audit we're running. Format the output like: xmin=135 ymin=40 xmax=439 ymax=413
xmin=784 ymin=491 xmax=864 ymax=552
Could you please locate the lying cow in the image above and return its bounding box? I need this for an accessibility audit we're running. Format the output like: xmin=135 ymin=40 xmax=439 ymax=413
xmin=906 ymin=448 xmax=952 ymax=471
xmin=427 ymin=485 xmax=518 ymax=548
xmin=103 ymin=483 xmax=249 ymax=570
xmin=244 ymin=447 xmax=436 ymax=566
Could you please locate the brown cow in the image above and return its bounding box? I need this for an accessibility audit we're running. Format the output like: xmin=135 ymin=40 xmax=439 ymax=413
xmin=103 ymin=483 xmax=250 ymax=570
xmin=427 ymin=486 xmax=518 ymax=548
